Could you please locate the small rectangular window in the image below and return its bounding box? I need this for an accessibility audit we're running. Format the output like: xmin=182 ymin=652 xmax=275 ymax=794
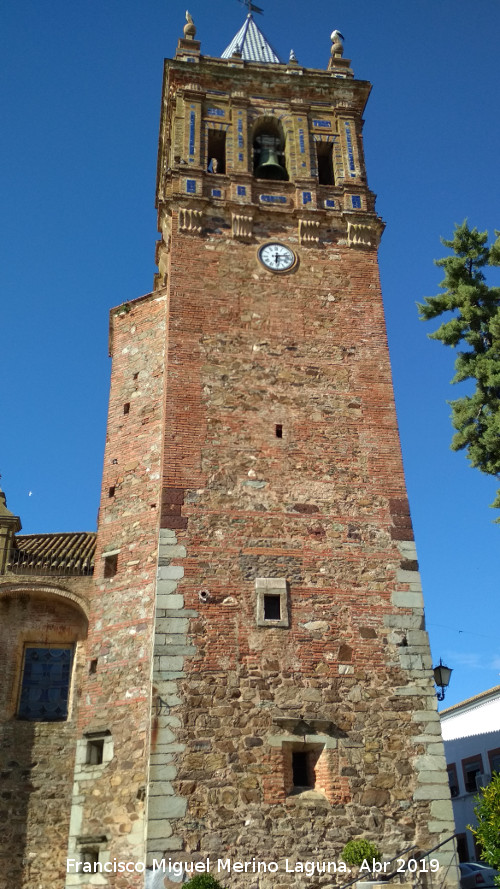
xmin=462 ymin=756 xmax=483 ymax=793
xmin=275 ymin=424 xmax=283 ymax=439
xmin=316 ymin=141 xmax=334 ymax=185
xmin=488 ymin=748 xmax=500 ymax=775
xmin=18 ymin=645 xmax=73 ymax=721
xmin=292 ymin=751 xmax=310 ymax=787
xmin=207 ymin=130 xmax=226 ymax=174
xmin=86 ymin=739 xmax=104 ymax=765
xmin=76 ymin=835 xmax=108 ymax=867
xmin=264 ymin=594 xmax=281 ymax=621
xmin=256 ymin=577 xmax=289 ymax=628
xmin=447 ymin=763 xmax=459 ymax=797
xmin=456 ymin=834 xmax=469 ymax=863
xmin=81 ymin=849 xmax=99 ymax=866
xmin=284 ymin=742 xmax=326 ymax=797
xmin=103 ymin=553 xmax=118 ymax=578
xmin=123 ymin=403 xmax=130 ymax=415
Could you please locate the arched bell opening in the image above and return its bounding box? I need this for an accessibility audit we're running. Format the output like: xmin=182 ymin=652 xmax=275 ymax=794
xmin=252 ymin=117 xmax=288 ymax=182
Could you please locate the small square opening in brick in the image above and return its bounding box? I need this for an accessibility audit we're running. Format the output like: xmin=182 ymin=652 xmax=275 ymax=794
xmin=103 ymin=553 xmax=118 ymax=578
xmin=292 ymin=751 xmax=310 ymax=787
xmin=284 ymin=743 xmax=326 ymax=797
xmin=275 ymin=424 xmax=283 ymax=439
xmin=264 ymin=594 xmax=281 ymax=621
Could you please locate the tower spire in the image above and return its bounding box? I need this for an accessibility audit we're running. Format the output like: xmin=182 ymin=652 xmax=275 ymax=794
xmin=221 ymin=10 xmax=281 ymax=62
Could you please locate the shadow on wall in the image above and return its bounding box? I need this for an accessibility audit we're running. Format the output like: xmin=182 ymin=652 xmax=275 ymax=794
xmin=0 ymin=718 xmax=35 ymax=886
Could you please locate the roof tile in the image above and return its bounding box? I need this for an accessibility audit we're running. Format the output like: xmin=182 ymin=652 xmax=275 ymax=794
xmin=8 ymin=532 xmax=96 ymax=576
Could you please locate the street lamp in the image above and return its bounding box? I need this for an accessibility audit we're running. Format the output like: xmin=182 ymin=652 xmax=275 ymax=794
xmin=433 ymin=659 xmax=453 ymax=702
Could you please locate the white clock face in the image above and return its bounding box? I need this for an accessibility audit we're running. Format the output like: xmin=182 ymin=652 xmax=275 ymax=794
xmin=258 ymin=242 xmax=296 ymax=273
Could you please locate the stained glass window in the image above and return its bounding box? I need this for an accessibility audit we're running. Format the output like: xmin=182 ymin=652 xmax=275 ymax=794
xmin=18 ymin=646 xmax=73 ymax=720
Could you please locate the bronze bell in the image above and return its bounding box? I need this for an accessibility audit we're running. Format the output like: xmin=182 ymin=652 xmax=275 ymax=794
xmin=254 ymin=135 xmax=288 ymax=181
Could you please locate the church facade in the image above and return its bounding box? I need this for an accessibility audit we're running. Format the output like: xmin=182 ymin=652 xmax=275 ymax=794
xmin=0 ymin=13 xmax=457 ymax=889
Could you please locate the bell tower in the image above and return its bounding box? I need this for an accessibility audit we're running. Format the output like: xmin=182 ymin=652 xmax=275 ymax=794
xmin=72 ymin=11 xmax=458 ymax=888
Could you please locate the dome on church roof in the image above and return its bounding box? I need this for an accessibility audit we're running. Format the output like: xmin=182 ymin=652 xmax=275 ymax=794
xmin=221 ymin=14 xmax=282 ymax=64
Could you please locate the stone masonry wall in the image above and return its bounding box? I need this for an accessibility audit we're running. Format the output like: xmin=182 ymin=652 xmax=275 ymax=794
xmin=145 ymin=210 xmax=456 ymax=888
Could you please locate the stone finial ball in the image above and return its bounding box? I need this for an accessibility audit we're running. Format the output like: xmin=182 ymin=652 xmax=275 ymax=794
xmin=184 ymin=10 xmax=196 ymax=39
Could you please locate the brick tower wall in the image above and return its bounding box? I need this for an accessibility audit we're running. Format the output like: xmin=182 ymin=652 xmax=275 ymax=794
xmin=143 ymin=206 xmax=454 ymax=886
xmin=62 ymin=292 xmax=168 ymax=888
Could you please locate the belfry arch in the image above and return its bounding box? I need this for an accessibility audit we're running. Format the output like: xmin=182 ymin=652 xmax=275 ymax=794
xmin=252 ymin=115 xmax=289 ymax=181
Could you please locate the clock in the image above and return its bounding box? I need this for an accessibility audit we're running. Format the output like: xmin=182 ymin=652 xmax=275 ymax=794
xmin=257 ymin=242 xmax=297 ymax=273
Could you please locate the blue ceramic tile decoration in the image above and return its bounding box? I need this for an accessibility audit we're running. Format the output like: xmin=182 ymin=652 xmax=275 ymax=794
xmin=260 ymin=194 xmax=287 ymax=204
xmin=344 ymin=121 xmax=356 ymax=177
xmin=189 ymin=111 xmax=196 ymax=156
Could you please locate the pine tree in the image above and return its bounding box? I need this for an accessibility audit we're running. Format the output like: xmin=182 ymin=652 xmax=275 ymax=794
xmin=418 ymin=221 xmax=500 ymax=516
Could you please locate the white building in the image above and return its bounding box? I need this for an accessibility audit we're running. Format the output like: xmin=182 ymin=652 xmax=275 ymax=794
xmin=441 ymin=685 xmax=500 ymax=861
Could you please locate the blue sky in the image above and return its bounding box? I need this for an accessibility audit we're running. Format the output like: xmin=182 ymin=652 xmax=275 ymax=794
xmin=1 ymin=0 xmax=499 ymax=708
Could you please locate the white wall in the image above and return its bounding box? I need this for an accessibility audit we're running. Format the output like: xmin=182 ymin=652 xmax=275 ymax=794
xmin=442 ymin=696 xmax=500 ymax=741
xmin=441 ymin=692 xmax=500 ymax=861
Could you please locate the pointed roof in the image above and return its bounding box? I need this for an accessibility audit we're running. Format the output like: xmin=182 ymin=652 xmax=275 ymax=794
xmin=221 ymin=14 xmax=282 ymax=64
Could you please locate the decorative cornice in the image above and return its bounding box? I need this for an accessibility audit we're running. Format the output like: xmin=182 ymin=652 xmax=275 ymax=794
xmin=232 ymin=211 xmax=253 ymax=239
xmin=179 ymin=207 xmax=203 ymax=234
xmin=347 ymin=219 xmax=383 ymax=248
xmin=298 ymin=218 xmax=320 ymax=246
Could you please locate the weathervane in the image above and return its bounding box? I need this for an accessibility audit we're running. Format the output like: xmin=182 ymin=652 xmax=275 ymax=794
xmin=238 ymin=0 xmax=264 ymax=15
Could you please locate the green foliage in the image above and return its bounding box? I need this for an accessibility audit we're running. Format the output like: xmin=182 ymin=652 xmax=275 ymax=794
xmin=418 ymin=221 xmax=500 ymax=516
xmin=341 ymin=839 xmax=381 ymax=866
xmin=469 ymin=772 xmax=500 ymax=885
xmin=184 ymin=876 xmax=225 ymax=889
